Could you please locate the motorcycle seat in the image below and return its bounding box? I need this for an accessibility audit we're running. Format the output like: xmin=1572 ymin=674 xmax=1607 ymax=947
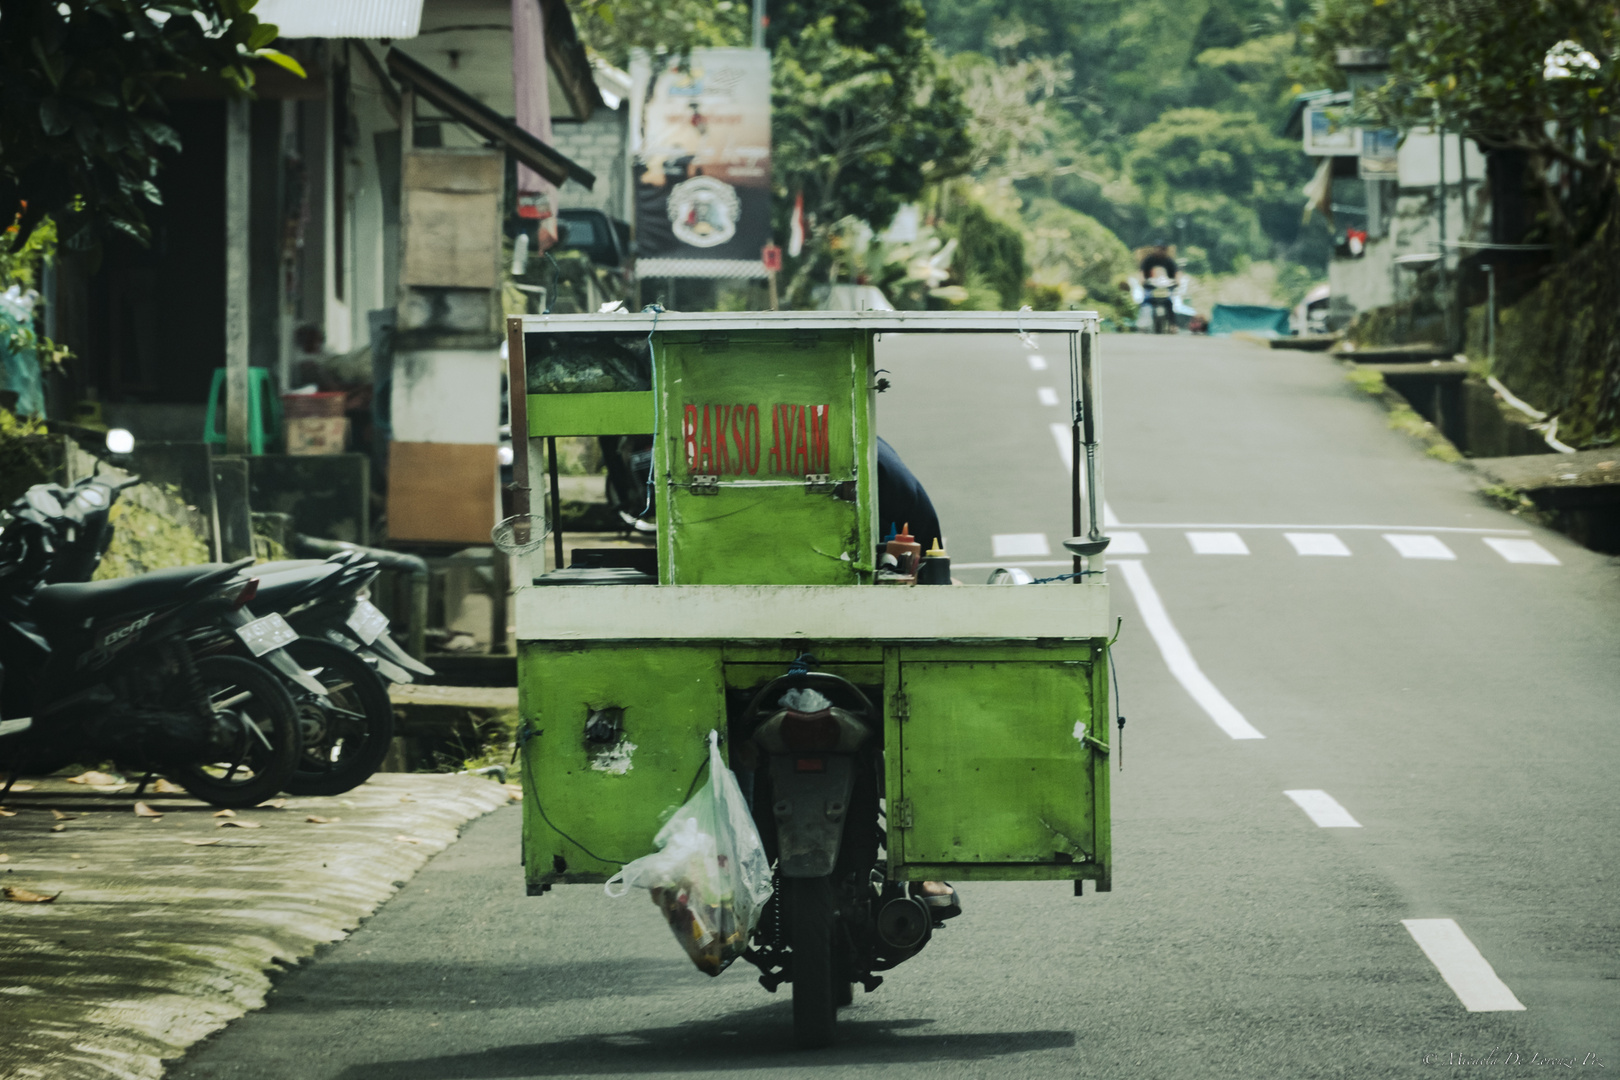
xmin=252 ymin=559 xmax=326 ymax=576
xmin=30 ymin=561 xmax=250 ymax=632
xmin=254 ymin=563 xmax=345 ymax=610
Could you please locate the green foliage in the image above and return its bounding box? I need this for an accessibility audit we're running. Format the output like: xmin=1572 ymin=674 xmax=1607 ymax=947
xmin=1126 ymin=107 xmax=1307 ymax=271
xmin=1021 ymin=197 xmax=1133 ymax=314
xmin=941 ymin=197 xmax=1027 ymax=308
xmin=93 ymin=500 xmax=211 ymax=581
xmin=923 ymin=0 xmax=1324 ymax=272
xmin=570 ymin=0 xmax=750 ymax=69
xmin=774 ymin=4 xmax=974 ymax=231
xmin=0 ymin=0 xmax=297 ymax=253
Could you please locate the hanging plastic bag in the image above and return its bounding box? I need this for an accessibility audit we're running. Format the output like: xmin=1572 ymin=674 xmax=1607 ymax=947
xmin=605 ymin=730 xmax=773 ymax=976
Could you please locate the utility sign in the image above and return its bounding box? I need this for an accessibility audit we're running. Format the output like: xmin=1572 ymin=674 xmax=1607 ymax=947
xmin=630 ymin=48 xmax=772 ymax=279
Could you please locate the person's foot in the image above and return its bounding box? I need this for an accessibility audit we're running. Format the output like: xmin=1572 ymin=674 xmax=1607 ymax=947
xmin=912 ymin=881 xmax=962 ymax=921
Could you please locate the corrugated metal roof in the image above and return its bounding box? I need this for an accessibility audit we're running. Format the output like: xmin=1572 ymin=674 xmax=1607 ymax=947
xmin=255 ymin=0 xmax=424 ymax=39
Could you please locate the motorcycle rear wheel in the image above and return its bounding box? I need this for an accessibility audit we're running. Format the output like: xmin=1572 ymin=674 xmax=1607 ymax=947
xmin=281 ymin=638 xmax=394 ymax=797
xmin=788 ymin=876 xmax=838 ymax=1049
xmin=170 ymin=655 xmax=301 ymax=808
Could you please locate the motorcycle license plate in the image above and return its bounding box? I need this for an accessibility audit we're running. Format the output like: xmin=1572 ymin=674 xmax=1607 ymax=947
xmin=345 ymin=598 xmax=389 ymax=645
xmin=236 ymin=612 xmax=299 ymax=657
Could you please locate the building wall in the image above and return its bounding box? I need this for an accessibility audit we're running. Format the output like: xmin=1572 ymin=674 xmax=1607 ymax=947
xmin=548 ymin=105 xmax=630 ymax=221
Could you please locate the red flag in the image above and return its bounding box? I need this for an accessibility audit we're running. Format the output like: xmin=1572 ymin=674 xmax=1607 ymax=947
xmin=788 ymin=192 xmax=805 ymax=257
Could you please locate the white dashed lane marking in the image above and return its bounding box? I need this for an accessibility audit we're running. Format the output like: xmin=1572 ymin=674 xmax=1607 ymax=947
xmin=1107 ymin=531 xmax=1149 ymax=554
xmin=1114 ymin=560 xmax=1265 ymax=740
xmin=1284 ymin=789 xmax=1361 ymax=827
xmin=1384 ymin=533 xmax=1457 ymax=560
xmin=991 ymin=533 xmax=1050 ymax=557
xmin=1037 ymin=386 xmax=1059 ymax=406
xmin=1284 ymin=532 xmax=1351 ymax=557
xmin=1484 ymin=537 xmax=1560 ymax=565
xmin=1402 ymin=919 xmax=1527 ymax=1012
xmin=1187 ymin=531 xmax=1250 ymax=555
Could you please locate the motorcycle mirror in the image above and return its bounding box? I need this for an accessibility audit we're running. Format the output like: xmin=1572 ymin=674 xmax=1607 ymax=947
xmin=1062 ymin=535 xmax=1111 ymax=557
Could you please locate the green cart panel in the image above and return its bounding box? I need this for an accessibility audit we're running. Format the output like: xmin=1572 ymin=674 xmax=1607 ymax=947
xmin=652 ymin=330 xmax=876 ymax=585
xmin=887 ymin=649 xmax=1110 ymax=885
xmin=519 ymin=643 xmax=721 ymax=885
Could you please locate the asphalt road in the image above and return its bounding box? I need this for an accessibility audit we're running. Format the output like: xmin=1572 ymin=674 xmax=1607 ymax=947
xmin=170 ymin=332 xmax=1620 ymax=1079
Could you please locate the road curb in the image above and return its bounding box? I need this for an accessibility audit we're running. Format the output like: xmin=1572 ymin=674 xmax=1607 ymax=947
xmin=0 ymin=773 xmax=510 ymax=1080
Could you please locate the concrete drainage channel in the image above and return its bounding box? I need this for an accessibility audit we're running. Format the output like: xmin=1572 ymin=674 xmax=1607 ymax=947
xmin=1317 ymin=340 xmax=1620 ymax=554
xmin=0 ymin=772 xmax=511 ymax=1080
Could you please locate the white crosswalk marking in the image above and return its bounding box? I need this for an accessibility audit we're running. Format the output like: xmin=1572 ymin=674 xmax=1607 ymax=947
xmin=1107 ymin=531 xmax=1149 ymax=555
xmin=992 ymin=533 xmax=1050 ymax=557
xmin=1284 ymin=532 xmax=1351 ymax=557
xmin=1187 ymin=531 xmax=1249 ymax=555
xmin=1027 ymin=354 xmax=1048 ymax=371
xmin=1483 ymin=537 xmax=1560 ymax=565
xmin=1037 ymin=386 xmax=1059 ymax=406
xmin=1402 ymin=919 xmax=1526 ymax=1012
xmin=1384 ymin=533 xmax=1456 ymax=560
xmin=1284 ymin=789 xmax=1361 ymax=827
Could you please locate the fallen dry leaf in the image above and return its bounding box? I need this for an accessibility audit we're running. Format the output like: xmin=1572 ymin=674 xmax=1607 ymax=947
xmin=66 ymin=771 xmax=120 ymax=786
xmin=216 ymin=820 xmax=261 ymax=829
xmin=182 ymin=838 xmax=223 ymax=846
xmin=132 ymin=802 xmax=163 ymax=818
xmin=49 ymin=810 xmax=74 ymax=821
xmin=151 ymin=778 xmax=185 ymax=794
xmin=259 ymin=798 xmax=287 ymax=809
xmin=49 ymin=824 xmax=66 ymax=833
xmin=2 ymin=886 xmax=59 ymax=903
xmin=0 ymin=854 xmax=9 ymax=862
xmin=503 ymin=783 xmax=523 ymax=802
xmin=212 ymin=809 xmax=236 ymax=818
xmin=394 ymin=834 xmax=429 ymax=845
xmin=3 ymin=782 xmax=35 ymax=792
xmin=304 ymin=815 xmax=339 ymax=824
xmin=0 ymin=808 xmax=15 ymax=817
xmin=399 ymin=795 xmax=414 ymax=803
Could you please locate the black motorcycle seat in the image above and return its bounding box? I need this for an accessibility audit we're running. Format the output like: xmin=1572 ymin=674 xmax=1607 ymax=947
xmin=31 ymin=561 xmax=250 ymax=631
xmin=252 ymin=559 xmax=326 ymax=576
xmin=254 ymin=563 xmax=344 ymax=609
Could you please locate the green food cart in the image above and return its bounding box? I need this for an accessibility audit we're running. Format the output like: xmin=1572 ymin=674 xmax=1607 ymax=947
xmin=505 ymin=310 xmax=1114 ymax=1046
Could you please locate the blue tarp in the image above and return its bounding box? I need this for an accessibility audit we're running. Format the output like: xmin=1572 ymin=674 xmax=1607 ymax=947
xmin=1208 ymin=304 xmax=1291 ymax=338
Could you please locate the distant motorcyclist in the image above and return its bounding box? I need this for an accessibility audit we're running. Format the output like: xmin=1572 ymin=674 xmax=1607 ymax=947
xmin=1137 ymin=241 xmax=1181 ymax=334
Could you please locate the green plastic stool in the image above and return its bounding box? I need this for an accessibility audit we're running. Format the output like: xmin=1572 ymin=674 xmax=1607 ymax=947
xmin=203 ymin=368 xmax=282 ymax=454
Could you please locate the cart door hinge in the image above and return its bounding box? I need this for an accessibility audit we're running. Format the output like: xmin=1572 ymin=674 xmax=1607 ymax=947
xmin=893 ymin=692 xmax=909 ymax=722
xmin=893 ymin=798 xmax=913 ymax=829
xmin=690 ymin=475 xmax=720 ymax=495
xmin=803 ymin=473 xmax=834 ymax=494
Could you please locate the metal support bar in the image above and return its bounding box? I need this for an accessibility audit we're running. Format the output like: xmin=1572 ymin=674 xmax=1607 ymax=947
xmin=548 ymin=436 xmax=564 ymax=571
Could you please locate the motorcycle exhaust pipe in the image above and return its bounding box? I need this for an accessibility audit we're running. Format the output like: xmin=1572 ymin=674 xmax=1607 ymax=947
xmin=877 ymin=896 xmax=932 ymax=951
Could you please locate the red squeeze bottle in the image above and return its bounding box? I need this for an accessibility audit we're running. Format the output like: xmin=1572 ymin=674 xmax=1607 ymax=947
xmin=886 ymin=522 xmax=922 ymax=578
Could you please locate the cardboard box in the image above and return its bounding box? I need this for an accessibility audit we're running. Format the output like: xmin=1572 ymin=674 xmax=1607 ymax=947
xmin=286 ymin=417 xmax=348 ymax=455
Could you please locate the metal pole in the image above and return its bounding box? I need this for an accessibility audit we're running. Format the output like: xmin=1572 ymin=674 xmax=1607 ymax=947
xmin=1484 ymin=264 xmax=1496 ymax=368
xmin=752 ymin=0 xmax=766 ymax=49
xmin=1435 ymin=119 xmax=1449 ymax=347
xmin=225 ymin=96 xmax=251 ymax=454
xmin=548 ymin=436 xmax=564 ymax=571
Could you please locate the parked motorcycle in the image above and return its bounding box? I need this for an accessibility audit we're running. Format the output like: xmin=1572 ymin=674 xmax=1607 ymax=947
xmin=736 ymin=665 xmax=959 ymax=1048
xmin=248 ymin=557 xmax=399 ymax=796
xmin=0 ymin=490 xmax=308 ymax=807
xmin=2 ymin=475 xmax=411 ymax=796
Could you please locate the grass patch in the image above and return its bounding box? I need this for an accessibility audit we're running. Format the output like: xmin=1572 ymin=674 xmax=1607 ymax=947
xmin=1345 ymin=367 xmax=1386 ymax=396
